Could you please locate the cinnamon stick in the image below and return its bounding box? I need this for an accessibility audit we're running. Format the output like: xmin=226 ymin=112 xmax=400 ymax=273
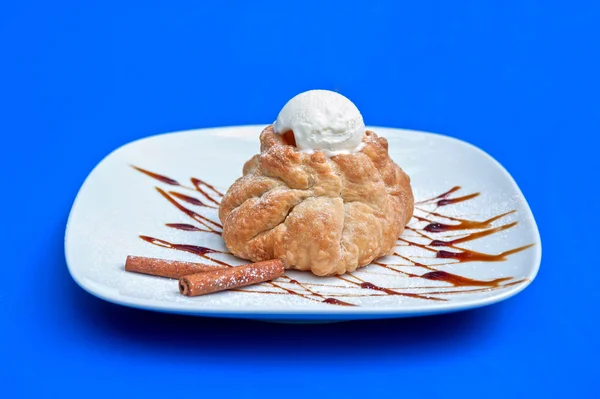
xmin=179 ymin=259 xmax=284 ymax=297
xmin=125 ymin=255 xmax=227 ymax=279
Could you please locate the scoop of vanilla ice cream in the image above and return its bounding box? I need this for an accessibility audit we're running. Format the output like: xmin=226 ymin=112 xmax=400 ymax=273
xmin=273 ymin=90 xmax=366 ymax=156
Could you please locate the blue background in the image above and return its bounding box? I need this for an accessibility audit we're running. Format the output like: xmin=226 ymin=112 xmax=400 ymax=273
xmin=2 ymin=1 xmax=598 ymax=397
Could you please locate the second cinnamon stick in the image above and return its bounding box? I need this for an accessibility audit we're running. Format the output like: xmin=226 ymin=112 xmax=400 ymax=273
xmin=179 ymin=259 xmax=284 ymax=297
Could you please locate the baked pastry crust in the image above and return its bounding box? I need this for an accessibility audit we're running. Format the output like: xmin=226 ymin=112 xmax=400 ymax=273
xmin=219 ymin=125 xmax=414 ymax=276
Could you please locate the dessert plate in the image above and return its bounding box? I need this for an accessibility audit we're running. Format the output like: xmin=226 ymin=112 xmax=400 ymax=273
xmin=65 ymin=125 xmax=541 ymax=322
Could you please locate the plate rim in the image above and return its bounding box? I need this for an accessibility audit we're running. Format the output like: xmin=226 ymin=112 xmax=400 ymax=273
xmin=64 ymin=124 xmax=542 ymax=320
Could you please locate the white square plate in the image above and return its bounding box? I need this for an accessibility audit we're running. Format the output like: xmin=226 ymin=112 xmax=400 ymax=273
xmin=65 ymin=125 xmax=541 ymax=322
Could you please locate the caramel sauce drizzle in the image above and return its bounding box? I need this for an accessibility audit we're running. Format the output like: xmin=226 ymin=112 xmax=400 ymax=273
xmin=421 ymin=210 xmax=516 ymax=233
xmin=131 ymin=165 xmax=180 ymax=186
xmin=191 ymin=178 xmax=222 ymax=205
xmin=168 ymin=191 xmax=217 ymax=209
xmin=139 ymin=235 xmax=230 ymax=267
xmin=132 ymin=166 xmax=223 ymax=206
xmin=165 ymin=223 xmax=210 ymax=232
xmin=132 ymin=167 xmax=534 ymax=306
xmin=155 ymin=187 xmax=222 ymax=231
xmin=415 ymin=186 xmax=461 ymax=204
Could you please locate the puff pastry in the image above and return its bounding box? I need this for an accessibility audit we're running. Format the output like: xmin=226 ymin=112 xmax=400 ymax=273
xmin=219 ymin=125 xmax=414 ymax=276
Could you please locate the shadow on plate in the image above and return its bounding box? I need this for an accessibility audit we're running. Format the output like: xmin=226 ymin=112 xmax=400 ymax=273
xmin=55 ymin=217 xmax=504 ymax=362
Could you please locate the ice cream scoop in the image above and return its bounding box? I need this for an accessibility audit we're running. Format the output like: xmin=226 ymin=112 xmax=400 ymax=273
xmin=273 ymin=90 xmax=366 ymax=156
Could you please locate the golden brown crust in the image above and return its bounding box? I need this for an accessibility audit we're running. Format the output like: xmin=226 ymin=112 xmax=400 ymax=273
xmin=219 ymin=125 xmax=414 ymax=276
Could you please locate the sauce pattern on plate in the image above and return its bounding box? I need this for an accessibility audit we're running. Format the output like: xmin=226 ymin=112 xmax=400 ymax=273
xmin=132 ymin=166 xmax=534 ymax=307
